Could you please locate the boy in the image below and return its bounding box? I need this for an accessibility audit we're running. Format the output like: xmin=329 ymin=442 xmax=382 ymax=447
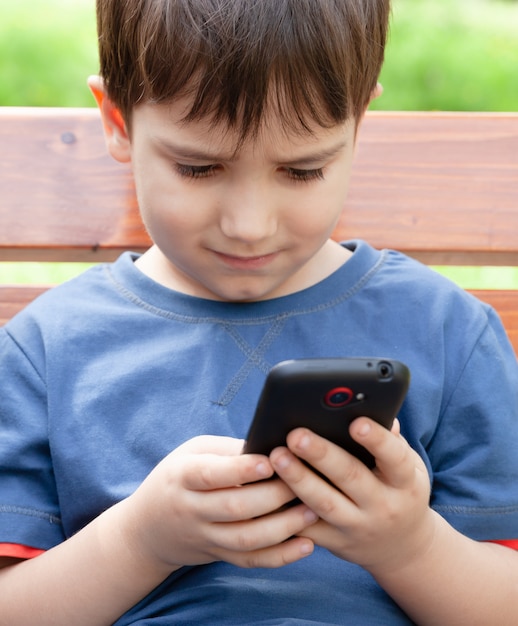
xmin=1 ymin=0 xmax=518 ymax=623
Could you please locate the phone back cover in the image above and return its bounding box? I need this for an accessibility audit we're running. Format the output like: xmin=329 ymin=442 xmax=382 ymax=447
xmin=244 ymin=358 xmax=410 ymax=467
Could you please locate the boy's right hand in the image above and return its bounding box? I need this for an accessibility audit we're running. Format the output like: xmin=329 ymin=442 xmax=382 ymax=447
xmin=118 ymin=436 xmax=318 ymax=573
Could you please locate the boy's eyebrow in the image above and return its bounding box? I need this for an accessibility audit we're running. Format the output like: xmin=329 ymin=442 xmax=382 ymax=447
xmin=154 ymin=137 xmax=348 ymax=165
xmin=155 ymin=138 xmax=238 ymax=162
xmin=279 ymin=141 xmax=348 ymax=167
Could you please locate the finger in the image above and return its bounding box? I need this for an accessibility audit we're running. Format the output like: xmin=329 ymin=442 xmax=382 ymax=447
xmin=176 ymin=435 xmax=246 ymax=457
xmin=270 ymin=443 xmax=362 ymax=521
xmin=211 ymin=502 xmax=318 ymax=556
xmin=281 ymin=428 xmax=379 ymax=508
xmin=285 ymin=422 xmax=414 ymax=495
xmin=349 ymin=418 xmax=423 ymax=488
xmin=180 ymin=451 xmax=274 ymax=492
xmin=196 ymin=477 xmax=299 ymax=523
xmin=391 ymin=417 xmax=401 ymax=436
xmin=296 ymin=518 xmax=344 ymax=552
xmin=222 ymin=536 xmax=315 ymax=569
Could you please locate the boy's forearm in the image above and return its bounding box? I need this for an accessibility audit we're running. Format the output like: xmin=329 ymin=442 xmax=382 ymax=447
xmin=0 ymin=500 xmax=175 ymax=626
xmin=371 ymin=512 xmax=518 ymax=626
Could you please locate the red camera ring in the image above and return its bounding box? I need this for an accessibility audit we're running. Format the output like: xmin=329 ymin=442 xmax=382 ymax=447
xmin=324 ymin=387 xmax=354 ymax=408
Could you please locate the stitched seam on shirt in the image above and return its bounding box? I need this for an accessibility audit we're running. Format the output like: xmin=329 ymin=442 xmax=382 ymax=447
xmin=433 ymin=504 xmax=518 ymax=516
xmin=104 ymin=250 xmax=388 ymax=325
xmin=0 ymin=505 xmax=61 ymax=525
xmin=214 ymin=317 xmax=287 ymax=406
xmin=222 ymin=317 xmax=286 ymax=368
xmin=2 ymin=328 xmax=46 ymax=386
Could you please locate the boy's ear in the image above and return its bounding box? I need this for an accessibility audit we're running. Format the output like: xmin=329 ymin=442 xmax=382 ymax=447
xmin=354 ymin=83 xmax=384 ymax=143
xmin=87 ymin=75 xmax=131 ymax=163
xmin=370 ymin=82 xmax=384 ymax=102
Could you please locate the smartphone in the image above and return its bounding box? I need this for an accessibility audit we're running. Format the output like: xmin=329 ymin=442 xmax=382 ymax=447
xmin=243 ymin=357 xmax=410 ymax=468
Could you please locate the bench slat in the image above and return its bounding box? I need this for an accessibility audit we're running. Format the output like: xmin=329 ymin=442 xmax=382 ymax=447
xmin=471 ymin=290 xmax=518 ymax=355
xmin=340 ymin=112 xmax=518 ymax=265
xmin=0 ymin=108 xmax=149 ymax=261
xmin=0 ymin=285 xmax=50 ymax=326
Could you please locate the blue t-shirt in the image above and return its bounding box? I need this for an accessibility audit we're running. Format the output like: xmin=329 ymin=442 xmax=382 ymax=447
xmin=1 ymin=240 xmax=518 ymax=624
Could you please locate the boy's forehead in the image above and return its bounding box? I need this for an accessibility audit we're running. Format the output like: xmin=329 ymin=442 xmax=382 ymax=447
xmin=133 ymin=97 xmax=356 ymax=157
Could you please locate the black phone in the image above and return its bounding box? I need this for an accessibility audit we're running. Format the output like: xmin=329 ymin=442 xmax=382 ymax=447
xmin=243 ymin=357 xmax=410 ymax=468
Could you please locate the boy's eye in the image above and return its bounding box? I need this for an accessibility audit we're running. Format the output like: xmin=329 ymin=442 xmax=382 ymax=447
xmin=175 ymin=164 xmax=218 ymax=179
xmin=285 ymin=167 xmax=325 ymax=183
xmin=174 ymin=163 xmax=325 ymax=183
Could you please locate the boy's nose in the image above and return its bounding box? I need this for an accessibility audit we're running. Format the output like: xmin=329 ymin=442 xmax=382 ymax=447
xmin=220 ymin=184 xmax=278 ymax=243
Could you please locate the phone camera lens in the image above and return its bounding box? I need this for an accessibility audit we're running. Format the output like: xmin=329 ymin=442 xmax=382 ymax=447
xmin=377 ymin=361 xmax=393 ymax=380
xmin=324 ymin=387 xmax=354 ymax=408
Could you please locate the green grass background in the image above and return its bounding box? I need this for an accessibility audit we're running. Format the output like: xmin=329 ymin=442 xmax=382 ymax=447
xmin=1 ymin=0 xmax=517 ymax=288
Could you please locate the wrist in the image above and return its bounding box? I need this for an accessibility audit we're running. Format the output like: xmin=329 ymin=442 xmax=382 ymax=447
xmin=367 ymin=508 xmax=442 ymax=581
xmin=97 ymin=498 xmax=179 ymax=583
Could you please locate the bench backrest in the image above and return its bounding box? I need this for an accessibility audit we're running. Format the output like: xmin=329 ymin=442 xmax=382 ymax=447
xmin=1 ymin=108 xmax=517 ymax=353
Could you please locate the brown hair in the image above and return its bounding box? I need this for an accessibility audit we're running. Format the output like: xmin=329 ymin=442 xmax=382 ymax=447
xmin=96 ymin=0 xmax=390 ymax=139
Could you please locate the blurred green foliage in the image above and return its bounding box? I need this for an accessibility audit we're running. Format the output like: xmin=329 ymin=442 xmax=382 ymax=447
xmin=0 ymin=0 xmax=97 ymax=107
xmin=0 ymin=0 xmax=517 ymax=111
xmin=372 ymin=0 xmax=518 ymax=112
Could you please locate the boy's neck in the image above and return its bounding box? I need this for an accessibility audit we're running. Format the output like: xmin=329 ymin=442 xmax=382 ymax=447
xmin=135 ymin=240 xmax=352 ymax=302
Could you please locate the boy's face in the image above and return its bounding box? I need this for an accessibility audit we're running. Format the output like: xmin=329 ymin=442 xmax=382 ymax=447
xmin=100 ymin=89 xmax=359 ymax=302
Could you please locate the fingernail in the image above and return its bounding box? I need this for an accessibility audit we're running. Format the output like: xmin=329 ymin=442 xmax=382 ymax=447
xmin=255 ymin=463 xmax=270 ymax=477
xmin=275 ymin=454 xmax=290 ymax=470
xmin=256 ymin=462 xmax=270 ymax=477
xmin=304 ymin=508 xmax=318 ymax=523
xmin=356 ymin=421 xmax=371 ymax=437
xmin=297 ymin=434 xmax=311 ymax=450
xmin=300 ymin=541 xmax=314 ymax=556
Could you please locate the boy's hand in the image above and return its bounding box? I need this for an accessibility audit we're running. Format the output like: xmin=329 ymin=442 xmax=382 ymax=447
xmin=269 ymin=419 xmax=436 ymax=575
xmin=120 ymin=436 xmax=317 ymax=574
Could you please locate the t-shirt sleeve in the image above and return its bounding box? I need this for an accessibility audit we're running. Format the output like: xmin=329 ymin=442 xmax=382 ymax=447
xmin=0 ymin=328 xmax=65 ymax=551
xmin=487 ymin=540 xmax=518 ymax=551
xmin=0 ymin=543 xmax=46 ymax=559
xmin=428 ymin=306 xmax=518 ymax=542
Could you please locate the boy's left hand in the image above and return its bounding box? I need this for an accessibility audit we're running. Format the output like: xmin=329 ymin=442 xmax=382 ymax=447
xmin=269 ymin=418 xmax=436 ymax=574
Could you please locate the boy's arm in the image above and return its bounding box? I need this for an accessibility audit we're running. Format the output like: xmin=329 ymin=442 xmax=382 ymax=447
xmin=370 ymin=512 xmax=518 ymax=626
xmin=0 ymin=501 xmax=176 ymax=626
xmin=271 ymin=420 xmax=518 ymax=626
xmin=0 ymin=436 xmax=317 ymax=626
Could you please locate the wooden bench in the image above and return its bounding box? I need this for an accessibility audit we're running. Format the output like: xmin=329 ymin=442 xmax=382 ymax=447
xmin=1 ymin=107 xmax=517 ymax=355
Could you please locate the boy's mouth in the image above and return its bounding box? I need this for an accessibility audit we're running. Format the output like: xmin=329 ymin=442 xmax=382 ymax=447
xmin=212 ymin=250 xmax=279 ymax=270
